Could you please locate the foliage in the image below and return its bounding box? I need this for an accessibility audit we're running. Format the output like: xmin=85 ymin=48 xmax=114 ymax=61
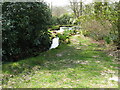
xmin=81 ymin=18 xmax=112 ymax=41
xmin=56 ymin=31 xmax=69 ymax=44
xmin=57 ymin=33 xmax=70 ymax=44
xmin=59 ymin=14 xmax=73 ymax=25
xmin=51 ymin=14 xmax=74 ymax=26
xmin=57 ymin=27 xmax=79 ymax=44
xmin=50 ymin=25 xmax=60 ymax=30
xmin=2 ymin=2 xmax=52 ymax=62
xmin=50 ymin=16 xmax=59 ymax=25
xmin=76 ymin=2 xmax=119 ymax=45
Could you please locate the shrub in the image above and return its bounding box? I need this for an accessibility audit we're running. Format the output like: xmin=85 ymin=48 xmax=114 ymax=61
xmin=51 ymin=14 xmax=73 ymax=26
xmin=2 ymin=2 xmax=52 ymax=62
xmin=77 ymin=15 xmax=112 ymax=41
xmin=57 ymin=33 xmax=70 ymax=44
xmin=57 ymin=29 xmax=74 ymax=44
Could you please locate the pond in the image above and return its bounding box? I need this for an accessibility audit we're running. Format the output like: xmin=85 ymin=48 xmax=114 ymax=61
xmin=55 ymin=26 xmax=80 ymax=33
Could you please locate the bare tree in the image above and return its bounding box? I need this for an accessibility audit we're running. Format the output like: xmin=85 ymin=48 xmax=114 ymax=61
xmin=69 ymin=0 xmax=83 ymax=18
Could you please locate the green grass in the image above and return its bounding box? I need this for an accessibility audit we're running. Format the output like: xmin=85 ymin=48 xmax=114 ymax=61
xmin=2 ymin=35 xmax=118 ymax=88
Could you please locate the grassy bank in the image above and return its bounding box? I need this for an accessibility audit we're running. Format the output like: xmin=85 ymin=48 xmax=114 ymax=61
xmin=2 ymin=35 xmax=118 ymax=88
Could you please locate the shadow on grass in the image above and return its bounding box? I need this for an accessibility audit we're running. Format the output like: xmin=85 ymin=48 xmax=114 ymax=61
xmin=42 ymin=44 xmax=114 ymax=70
xmin=2 ymin=42 xmax=116 ymax=85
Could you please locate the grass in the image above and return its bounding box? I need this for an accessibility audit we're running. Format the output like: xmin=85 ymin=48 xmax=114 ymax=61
xmin=2 ymin=35 xmax=118 ymax=88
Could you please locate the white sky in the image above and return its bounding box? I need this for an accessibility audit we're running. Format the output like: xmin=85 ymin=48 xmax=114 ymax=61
xmin=44 ymin=0 xmax=93 ymax=6
xmin=44 ymin=0 xmax=119 ymax=6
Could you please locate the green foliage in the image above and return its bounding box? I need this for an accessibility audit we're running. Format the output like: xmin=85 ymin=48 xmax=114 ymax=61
xmin=76 ymin=2 xmax=119 ymax=45
xmin=2 ymin=2 xmax=52 ymax=62
xmin=51 ymin=14 xmax=73 ymax=26
xmin=57 ymin=29 xmax=76 ymax=44
xmin=78 ymin=15 xmax=112 ymax=41
xmin=50 ymin=16 xmax=59 ymax=25
xmin=57 ymin=33 xmax=70 ymax=44
xmin=50 ymin=25 xmax=60 ymax=30
xmin=94 ymin=2 xmax=103 ymax=17
xmin=59 ymin=14 xmax=72 ymax=25
xmin=93 ymin=2 xmax=119 ymax=44
xmin=103 ymin=36 xmax=111 ymax=44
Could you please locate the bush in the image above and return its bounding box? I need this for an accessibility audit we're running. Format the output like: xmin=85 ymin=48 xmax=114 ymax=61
xmin=78 ymin=15 xmax=112 ymax=41
xmin=51 ymin=14 xmax=73 ymax=26
xmin=57 ymin=29 xmax=74 ymax=44
xmin=77 ymin=1 xmax=119 ymax=45
xmin=2 ymin=2 xmax=52 ymax=62
xmin=57 ymin=33 xmax=70 ymax=44
xmin=59 ymin=14 xmax=73 ymax=25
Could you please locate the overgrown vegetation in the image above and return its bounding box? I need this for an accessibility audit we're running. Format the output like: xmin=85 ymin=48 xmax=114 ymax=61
xmin=76 ymin=1 xmax=120 ymax=47
xmin=2 ymin=2 xmax=52 ymax=62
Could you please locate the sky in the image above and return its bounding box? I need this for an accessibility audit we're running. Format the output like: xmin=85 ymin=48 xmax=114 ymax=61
xmin=44 ymin=0 xmax=119 ymax=6
xmin=44 ymin=0 xmax=93 ymax=6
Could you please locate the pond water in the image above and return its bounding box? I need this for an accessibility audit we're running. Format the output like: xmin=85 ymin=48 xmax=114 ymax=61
xmin=56 ymin=27 xmax=71 ymax=33
xmin=56 ymin=26 xmax=80 ymax=33
xmin=60 ymin=27 xmax=73 ymax=31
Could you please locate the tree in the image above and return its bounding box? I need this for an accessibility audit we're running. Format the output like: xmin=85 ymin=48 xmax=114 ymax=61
xmin=83 ymin=3 xmax=94 ymax=15
xmin=69 ymin=0 xmax=83 ymax=18
xmin=59 ymin=14 xmax=73 ymax=25
xmin=2 ymin=2 xmax=52 ymax=62
xmin=117 ymin=1 xmax=120 ymax=49
xmin=94 ymin=1 xmax=103 ymax=18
